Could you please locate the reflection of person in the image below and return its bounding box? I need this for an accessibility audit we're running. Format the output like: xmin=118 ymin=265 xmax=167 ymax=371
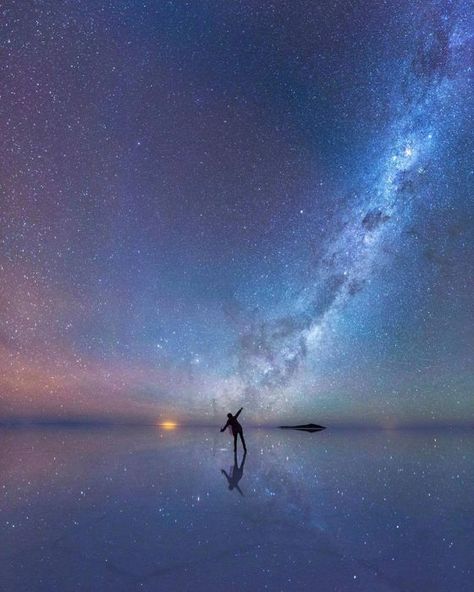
xmin=220 ymin=407 xmax=247 ymax=453
xmin=221 ymin=451 xmax=247 ymax=496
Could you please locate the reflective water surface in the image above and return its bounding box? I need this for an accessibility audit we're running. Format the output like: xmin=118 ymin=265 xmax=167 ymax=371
xmin=1 ymin=427 xmax=472 ymax=591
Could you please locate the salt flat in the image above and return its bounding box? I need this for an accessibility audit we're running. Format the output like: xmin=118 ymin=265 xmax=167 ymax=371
xmin=1 ymin=426 xmax=472 ymax=591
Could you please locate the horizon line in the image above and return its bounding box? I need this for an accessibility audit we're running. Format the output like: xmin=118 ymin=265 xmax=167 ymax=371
xmin=0 ymin=417 xmax=473 ymax=430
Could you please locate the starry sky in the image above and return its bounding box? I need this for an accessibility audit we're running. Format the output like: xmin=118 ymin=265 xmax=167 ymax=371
xmin=1 ymin=0 xmax=473 ymax=426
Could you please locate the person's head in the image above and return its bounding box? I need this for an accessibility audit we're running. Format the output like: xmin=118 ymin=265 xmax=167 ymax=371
xmin=227 ymin=413 xmax=233 ymax=419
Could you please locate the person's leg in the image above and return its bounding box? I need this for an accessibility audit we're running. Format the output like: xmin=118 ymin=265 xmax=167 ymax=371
xmin=240 ymin=430 xmax=247 ymax=452
xmin=233 ymin=433 xmax=237 ymax=453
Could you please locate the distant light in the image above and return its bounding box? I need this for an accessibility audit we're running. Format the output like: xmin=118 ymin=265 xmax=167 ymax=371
xmin=160 ymin=421 xmax=177 ymax=430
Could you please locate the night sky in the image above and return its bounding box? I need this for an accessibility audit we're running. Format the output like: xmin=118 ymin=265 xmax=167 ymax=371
xmin=1 ymin=0 xmax=473 ymax=425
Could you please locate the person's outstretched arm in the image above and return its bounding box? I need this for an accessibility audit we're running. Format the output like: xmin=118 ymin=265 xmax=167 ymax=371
xmin=234 ymin=407 xmax=243 ymax=419
xmin=220 ymin=419 xmax=230 ymax=432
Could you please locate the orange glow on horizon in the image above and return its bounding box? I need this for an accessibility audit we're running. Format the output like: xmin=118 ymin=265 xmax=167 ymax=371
xmin=159 ymin=421 xmax=178 ymax=430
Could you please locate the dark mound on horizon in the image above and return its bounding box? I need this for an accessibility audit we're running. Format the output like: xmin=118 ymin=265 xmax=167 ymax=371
xmin=279 ymin=423 xmax=326 ymax=433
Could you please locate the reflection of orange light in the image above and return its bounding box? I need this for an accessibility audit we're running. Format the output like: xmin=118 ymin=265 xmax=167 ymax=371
xmin=160 ymin=421 xmax=177 ymax=430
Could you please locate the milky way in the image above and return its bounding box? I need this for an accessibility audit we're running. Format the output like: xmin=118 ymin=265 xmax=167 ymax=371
xmin=0 ymin=1 xmax=473 ymax=425
xmin=235 ymin=2 xmax=473 ymax=419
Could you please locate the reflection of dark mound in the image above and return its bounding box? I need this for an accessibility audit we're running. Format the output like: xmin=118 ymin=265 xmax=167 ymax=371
xmin=279 ymin=423 xmax=326 ymax=433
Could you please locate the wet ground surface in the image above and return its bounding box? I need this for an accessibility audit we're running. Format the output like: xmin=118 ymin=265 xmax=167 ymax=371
xmin=1 ymin=426 xmax=472 ymax=591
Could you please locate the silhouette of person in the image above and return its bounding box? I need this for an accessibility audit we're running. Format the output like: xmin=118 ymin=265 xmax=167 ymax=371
xmin=221 ymin=451 xmax=247 ymax=496
xmin=220 ymin=407 xmax=247 ymax=453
